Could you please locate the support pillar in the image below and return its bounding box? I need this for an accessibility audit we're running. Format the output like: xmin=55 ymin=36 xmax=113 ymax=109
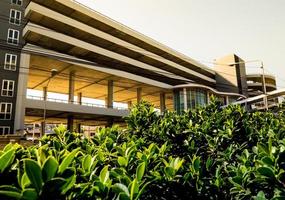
xmin=77 ymin=123 xmax=81 ymax=133
xmin=68 ymin=71 xmax=75 ymax=104
xmin=14 ymin=53 xmax=30 ymax=135
xmin=207 ymin=91 xmax=210 ymax=104
xmin=225 ymin=96 xmax=229 ymax=105
xmin=41 ymin=121 xmax=45 ymax=137
xmin=67 ymin=115 xmax=74 ymax=132
xmin=137 ymin=87 xmax=142 ymax=103
xmin=43 ymin=87 xmax=47 ymax=101
xmin=107 ymin=80 xmax=113 ymax=108
xmin=77 ymin=92 xmax=82 ymax=105
xmin=183 ymin=88 xmax=187 ymax=111
xmin=128 ymin=101 xmax=132 ymax=109
xmin=160 ymin=92 xmax=166 ymax=113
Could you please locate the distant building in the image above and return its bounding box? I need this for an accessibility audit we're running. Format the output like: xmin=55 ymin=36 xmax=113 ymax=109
xmin=214 ymin=54 xmax=248 ymax=97
xmin=247 ymin=74 xmax=277 ymax=97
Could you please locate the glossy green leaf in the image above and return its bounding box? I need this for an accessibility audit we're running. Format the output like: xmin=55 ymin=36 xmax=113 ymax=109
xmin=206 ymin=158 xmax=213 ymax=171
xmin=255 ymin=191 xmax=266 ymax=200
xmin=118 ymin=156 xmax=128 ymax=167
xmin=24 ymin=159 xmax=43 ymax=193
xmin=58 ymin=148 xmax=79 ymax=174
xmin=112 ymin=183 xmax=130 ymax=197
xmin=130 ymin=178 xmax=139 ymax=200
xmin=193 ymin=157 xmax=200 ymax=172
xmin=61 ymin=174 xmax=76 ymax=195
xmin=136 ymin=162 xmax=145 ymax=181
xmin=42 ymin=156 xmax=58 ymax=181
xmin=21 ymin=173 xmax=30 ymax=189
xmin=82 ymin=154 xmax=92 ymax=172
xmin=22 ymin=189 xmax=38 ymax=200
xmin=99 ymin=166 xmax=109 ymax=184
xmin=257 ymin=166 xmax=275 ymax=179
xmin=0 ymin=190 xmax=22 ymax=199
xmin=0 ymin=148 xmax=15 ymax=173
xmin=261 ymin=156 xmax=274 ymax=166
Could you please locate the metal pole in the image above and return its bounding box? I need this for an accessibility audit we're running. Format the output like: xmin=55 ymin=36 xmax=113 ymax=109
xmin=261 ymin=62 xmax=268 ymax=110
xmin=42 ymin=69 xmax=58 ymax=137
xmin=32 ymin=123 xmax=35 ymax=143
xmin=42 ymin=79 xmax=50 ymax=138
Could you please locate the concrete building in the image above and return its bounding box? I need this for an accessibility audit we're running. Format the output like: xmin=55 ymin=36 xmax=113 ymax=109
xmin=0 ymin=0 xmax=267 ymax=136
xmin=214 ymin=54 xmax=248 ymax=97
xmin=247 ymin=74 xmax=277 ymax=97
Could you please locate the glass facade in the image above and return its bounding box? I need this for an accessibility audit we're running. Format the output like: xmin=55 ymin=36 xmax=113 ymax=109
xmin=174 ymin=90 xmax=185 ymax=113
xmin=174 ymin=87 xmax=239 ymax=113
xmin=174 ymin=88 xmax=207 ymax=113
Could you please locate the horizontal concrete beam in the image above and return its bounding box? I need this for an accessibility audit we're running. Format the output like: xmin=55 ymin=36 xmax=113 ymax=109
xmin=23 ymin=44 xmax=173 ymax=89
xmin=25 ymin=99 xmax=129 ymax=117
xmin=23 ymin=23 xmax=193 ymax=83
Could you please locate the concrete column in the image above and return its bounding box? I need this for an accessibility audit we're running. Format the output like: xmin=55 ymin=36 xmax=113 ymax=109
xmin=67 ymin=115 xmax=74 ymax=132
xmin=77 ymin=123 xmax=81 ymax=133
xmin=68 ymin=71 xmax=75 ymax=104
xmin=77 ymin=92 xmax=82 ymax=105
xmin=137 ymin=87 xmax=142 ymax=103
xmin=107 ymin=80 xmax=113 ymax=108
xmin=225 ymin=96 xmax=229 ymax=105
xmin=14 ymin=53 xmax=30 ymax=135
xmin=128 ymin=101 xmax=132 ymax=109
xmin=207 ymin=91 xmax=210 ymax=104
xmin=183 ymin=88 xmax=187 ymax=111
xmin=43 ymin=87 xmax=47 ymax=101
xmin=41 ymin=121 xmax=45 ymax=136
xmin=160 ymin=92 xmax=166 ymax=113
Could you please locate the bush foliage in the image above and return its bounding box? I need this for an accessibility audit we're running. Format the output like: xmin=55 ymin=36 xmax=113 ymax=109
xmin=1 ymin=100 xmax=285 ymax=199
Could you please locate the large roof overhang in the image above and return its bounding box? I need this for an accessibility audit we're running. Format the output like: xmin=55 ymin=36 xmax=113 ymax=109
xmin=25 ymin=0 xmax=216 ymax=86
xmin=23 ymin=44 xmax=174 ymax=89
xmin=23 ymin=23 xmax=188 ymax=86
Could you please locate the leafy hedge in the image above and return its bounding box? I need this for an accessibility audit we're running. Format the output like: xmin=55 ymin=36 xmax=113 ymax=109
xmin=1 ymin=100 xmax=285 ymax=199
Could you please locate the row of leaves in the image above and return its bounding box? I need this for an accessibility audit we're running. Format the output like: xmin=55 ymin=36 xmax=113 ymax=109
xmin=0 ymin=99 xmax=285 ymax=199
xmin=0 ymin=125 xmax=184 ymax=200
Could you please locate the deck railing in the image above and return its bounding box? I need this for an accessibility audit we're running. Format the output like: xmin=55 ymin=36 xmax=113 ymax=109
xmin=26 ymin=95 xmax=128 ymax=110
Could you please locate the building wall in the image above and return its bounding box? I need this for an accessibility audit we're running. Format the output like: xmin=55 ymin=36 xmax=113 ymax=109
xmin=214 ymin=54 xmax=248 ymax=96
xmin=0 ymin=0 xmax=26 ymax=134
xmin=234 ymin=55 xmax=248 ymax=96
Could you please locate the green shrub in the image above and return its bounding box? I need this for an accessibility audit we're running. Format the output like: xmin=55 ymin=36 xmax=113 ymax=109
xmin=0 ymin=100 xmax=285 ymax=199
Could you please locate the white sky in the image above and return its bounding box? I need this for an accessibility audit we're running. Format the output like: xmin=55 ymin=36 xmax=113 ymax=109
xmin=76 ymin=0 xmax=285 ymax=88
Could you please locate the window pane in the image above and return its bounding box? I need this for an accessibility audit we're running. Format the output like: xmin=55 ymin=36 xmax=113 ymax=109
xmin=4 ymin=127 xmax=10 ymax=134
xmin=6 ymin=54 xmax=11 ymax=62
xmin=7 ymin=104 xmax=12 ymax=113
xmin=3 ymin=81 xmax=8 ymax=89
xmin=0 ymin=104 xmax=5 ymax=112
xmin=8 ymin=30 xmax=13 ymax=37
xmin=14 ymin=31 xmax=19 ymax=38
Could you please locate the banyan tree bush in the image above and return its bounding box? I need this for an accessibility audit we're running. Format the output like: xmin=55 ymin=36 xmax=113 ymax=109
xmin=1 ymin=100 xmax=285 ymax=199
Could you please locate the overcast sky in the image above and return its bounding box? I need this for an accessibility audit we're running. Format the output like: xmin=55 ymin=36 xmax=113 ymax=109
xmin=76 ymin=0 xmax=285 ymax=88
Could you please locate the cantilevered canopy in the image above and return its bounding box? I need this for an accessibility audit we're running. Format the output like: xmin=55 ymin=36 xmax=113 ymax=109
xmin=24 ymin=0 xmax=216 ymax=86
